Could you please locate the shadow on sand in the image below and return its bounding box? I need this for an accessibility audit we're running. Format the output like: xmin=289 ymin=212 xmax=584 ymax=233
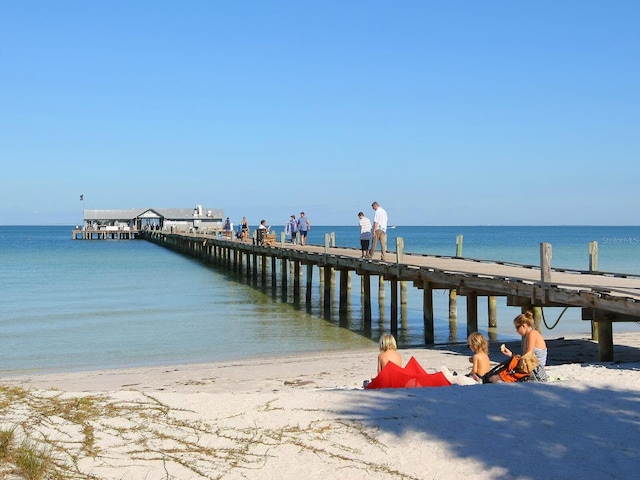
xmin=428 ymin=335 xmax=640 ymax=366
xmin=343 ymin=338 xmax=640 ymax=479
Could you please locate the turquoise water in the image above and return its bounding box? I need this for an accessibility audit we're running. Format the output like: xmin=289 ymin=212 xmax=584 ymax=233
xmin=1 ymin=225 xmax=639 ymax=375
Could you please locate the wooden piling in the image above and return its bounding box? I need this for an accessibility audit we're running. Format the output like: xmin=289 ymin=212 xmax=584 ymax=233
xmin=466 ymin=293 xmax=478 ymax=336
xmin=390 ymin=279 xmax=398 ymax=337
xmin=423 ymin=280 xmax=434 ymax=344
xmin=589 ymin=241 xmax=599 ymax=340
xmin=488 ymin=296 xmax=498 ymax=341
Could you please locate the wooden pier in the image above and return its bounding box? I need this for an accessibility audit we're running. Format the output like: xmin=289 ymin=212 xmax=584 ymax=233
xmin=139 ymin=230 xmax=640 ymax=362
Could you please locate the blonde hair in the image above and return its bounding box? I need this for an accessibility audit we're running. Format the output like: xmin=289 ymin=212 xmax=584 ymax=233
xmin=467 ymin=332 xmax=488 ymax=354
xmin=517 ymin=351 xmax=539 ymax=374
xmin=514 ymin=311 xmax=535 ymax=328
xmin=379 ymin=333 xmax=397 ymax=352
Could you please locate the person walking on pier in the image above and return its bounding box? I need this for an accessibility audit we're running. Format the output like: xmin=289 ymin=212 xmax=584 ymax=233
xmin=297 ymin=212 xmax=310 ymax=245
xmin=358 ymin=211 xmax=372 ymax=258
xmin=240 ymin=216 xmax=249 ymax=241
xmin=369 ymin=201 xmax=388 ymax=261
xmin=287 ymin=215 xmax=298 ymax=244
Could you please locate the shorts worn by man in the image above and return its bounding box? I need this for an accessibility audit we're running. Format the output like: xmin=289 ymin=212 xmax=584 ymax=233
xmin=369 ymin=202 xmax=388 ymax=260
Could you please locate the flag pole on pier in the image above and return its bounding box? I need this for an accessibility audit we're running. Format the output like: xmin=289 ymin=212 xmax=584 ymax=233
xmin=80 ymin=194 xmax=84 ymax=226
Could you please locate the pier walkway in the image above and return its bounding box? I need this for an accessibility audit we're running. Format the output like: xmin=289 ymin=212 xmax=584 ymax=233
xmin=141 ymin=231 xmax=640 ymax=361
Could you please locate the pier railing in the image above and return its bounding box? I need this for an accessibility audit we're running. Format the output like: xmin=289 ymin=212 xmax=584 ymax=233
xmin=139 ymin=230 xmax=640 ymax=362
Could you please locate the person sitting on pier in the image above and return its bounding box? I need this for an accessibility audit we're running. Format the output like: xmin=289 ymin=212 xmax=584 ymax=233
xmin=256 ymin=220 xmax=269 ymax=245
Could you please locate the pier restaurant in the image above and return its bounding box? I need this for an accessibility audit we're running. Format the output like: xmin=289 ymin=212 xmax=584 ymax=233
xmin=75 ymin=205 xmax=225 ymax=239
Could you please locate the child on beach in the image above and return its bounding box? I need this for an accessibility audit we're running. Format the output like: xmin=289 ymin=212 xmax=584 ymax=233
xmin=467 ymin=332 xmax=491 ymax=381
xmin=377 ymin=333 xmax=402 ymax=374
xmin=363 ymin=333 xmax=403 ymax=388
xmin=439 ymin=332 xmax=490 ymax=385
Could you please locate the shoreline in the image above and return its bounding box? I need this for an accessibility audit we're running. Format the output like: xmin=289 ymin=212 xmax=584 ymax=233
xmin=3 ymin=332 xmax=640 ymax=393
xmin=2 ymin=333 xmax=640 ymax=479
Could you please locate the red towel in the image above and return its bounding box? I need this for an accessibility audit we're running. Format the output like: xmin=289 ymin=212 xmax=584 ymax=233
xmin=365 ymin=356 xmax=451 ymax=389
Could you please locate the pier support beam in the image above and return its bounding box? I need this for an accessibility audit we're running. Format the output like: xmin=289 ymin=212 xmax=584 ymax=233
xmin=293 ymin=261 xmax=301 ymax=302
xmin=271 ymin=257 xmax=277 ymax=288
xmin=323 ymin=265 xmax=332 ymax=317
xmin=488 ymin=296 xmax=498 ymax=341
xmin=390 ymin=279 xmax=398 ymax=338
xmin=597 ymin=318 xmax=613 ymax=362
xmin=281 ymin=258 xmax=288 ymax=295
xmin=589 ymin=240 xmax=599 ymax=341
xmin=363 ymin=273 xmax=372 ymax=325
xmin=466 ymin=293 xmax=478 ymax=336
xmin=306 ymin=264 xmax=313 ymax=306
xmin=423 ymin=281 xmax=434 ymax=344
xmin=339 ymin=268 xmax=349 ymax=314
xmin=449 ymin=290 xmax=458 ymax=340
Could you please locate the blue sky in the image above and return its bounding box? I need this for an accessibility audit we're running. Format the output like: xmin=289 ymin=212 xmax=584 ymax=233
xmin=1 ymin=1 xmax=638 ymax=226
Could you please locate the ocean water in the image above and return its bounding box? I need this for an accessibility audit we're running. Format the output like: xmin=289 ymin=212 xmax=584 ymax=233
xmin=1 ymin=225 xmax=639 ymax=375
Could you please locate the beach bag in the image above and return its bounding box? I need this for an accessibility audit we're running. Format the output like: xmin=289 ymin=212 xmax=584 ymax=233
xmin=500 ymin=352 xmax=538 ymax=383
xmin=482 ymin=357 xmax=513 ymax=383
xmin=482 ymin=353 xmax=537 ymax=383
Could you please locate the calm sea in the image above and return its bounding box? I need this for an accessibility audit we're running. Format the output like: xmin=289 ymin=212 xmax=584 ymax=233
xmin=1 ymin=225 xmax=639 ymax=375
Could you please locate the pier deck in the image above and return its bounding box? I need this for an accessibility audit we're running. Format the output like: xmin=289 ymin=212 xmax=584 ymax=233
xmin=142 ymin=231 xmax=640 ymax=361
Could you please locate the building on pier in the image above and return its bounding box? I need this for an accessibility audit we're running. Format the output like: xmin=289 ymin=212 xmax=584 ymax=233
xmin=73 ymin=205 xmax=225 ymax=239
xmin=83 ymin=205 xmax=225 ymax=233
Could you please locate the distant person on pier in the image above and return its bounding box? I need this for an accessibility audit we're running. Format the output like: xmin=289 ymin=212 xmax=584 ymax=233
xmin=286 ymin=215 xmax=298 ymax=244
xmin=256 ymin=219 xmax=269 ymax=245
xmin=369 ymin=201 xmax=388 ymax=261
xmin=297 ymin=212 xmax=311 ymax=245
xmin=224 ymin=217 xmax=231 ymax=238
xmin=241 ymin=217 xmax=249 ymax=241
xmin=358 ymin=211 xmax=372 ymax=258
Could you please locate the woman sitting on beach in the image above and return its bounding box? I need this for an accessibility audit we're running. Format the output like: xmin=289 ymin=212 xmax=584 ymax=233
xmin=501 ymin=311 xmax=547 ymax=367
xmin=377 ymin=333 xmax=402 ymax=373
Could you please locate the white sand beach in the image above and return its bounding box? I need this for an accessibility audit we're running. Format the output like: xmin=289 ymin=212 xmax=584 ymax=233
xmin=2 ymin=333 xmax=640 ymax=479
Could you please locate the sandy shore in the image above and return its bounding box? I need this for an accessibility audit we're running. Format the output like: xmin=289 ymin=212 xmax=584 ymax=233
xmin=2 ymin=333 xmax=640 ymax=479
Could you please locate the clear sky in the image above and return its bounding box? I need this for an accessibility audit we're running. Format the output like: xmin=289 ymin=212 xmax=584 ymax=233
xmin=1 ymin=1 xmax=638 ymax=226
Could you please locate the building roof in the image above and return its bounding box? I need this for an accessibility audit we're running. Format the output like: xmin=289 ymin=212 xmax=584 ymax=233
xmin=84 ymin=207 xmax=224 ymax=221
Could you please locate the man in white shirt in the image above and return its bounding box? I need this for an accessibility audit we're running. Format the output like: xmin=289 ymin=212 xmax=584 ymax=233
xmin=369 ymin=201 xmax=388 ymax=260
